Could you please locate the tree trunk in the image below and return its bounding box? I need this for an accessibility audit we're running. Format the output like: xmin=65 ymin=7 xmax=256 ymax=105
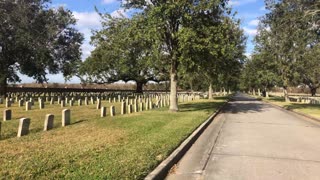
xmin=169 ymin=65 xmax=178 ymax=112
xmin=165 ymin=81 xmax=169 ymax=91
xmin=208 ymin=84 xmax=213 ymax=100
xmin=0 ymin=78 xmax=7 ymax=99
xmin=258 ymin=88 xmax=261 ymax=96
xmin=283 ymin=87 xmax=290 ymax=102
xmin=310 ymin=87 xmax=317 ymax=96
xmin=253 ymin=88 xmax=256 ymax=96
xmin=190 ymin=81 xmax=194 ymax=95
xmin=135 ymin=81 xmax=144 ymax=93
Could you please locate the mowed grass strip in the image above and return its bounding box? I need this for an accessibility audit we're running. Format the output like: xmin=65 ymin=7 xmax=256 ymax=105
xmin=0 ymin=98 xmax=227 ymax=179
xmin=261 ymin=96 xmax=320 ymax=118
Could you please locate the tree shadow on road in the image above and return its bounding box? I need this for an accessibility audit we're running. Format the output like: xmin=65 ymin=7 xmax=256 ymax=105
xmin=229 ymin=97 xmax=260 ymax=102
xmin=223 ymin=102 xmax=268 ymax=114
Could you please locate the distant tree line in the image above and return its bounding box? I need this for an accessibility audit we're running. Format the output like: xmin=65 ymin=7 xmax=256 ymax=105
xmin=240 ymin=0 xmax=320 ymax=100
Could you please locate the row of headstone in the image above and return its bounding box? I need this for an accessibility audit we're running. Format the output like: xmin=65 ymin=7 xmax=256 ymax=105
xmin=178 ymin=94 xmax=201 ymax=102
xmin=1 ymin=93 xmax=201 ymax=116
xmin=2 ymin=92 xmax=195 ymax=104
xmin=1 ymin=109 xmax=71 ymax=138
xmin=99 ymin=97 xmax=171 ymax=118
xmin=296 ymin=97 xmax=320 ymax=104
xmin=100 ymin=106 xmax=116 ymax=117
xmin=2 ymin=96 xmax=174 ymax=122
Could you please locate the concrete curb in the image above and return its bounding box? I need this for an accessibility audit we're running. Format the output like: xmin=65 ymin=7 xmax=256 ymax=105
xmin=144 ymin=100 xmax=229 ymax=180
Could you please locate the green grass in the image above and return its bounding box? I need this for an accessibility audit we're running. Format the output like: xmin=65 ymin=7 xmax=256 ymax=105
xmin=261 ymin=96 xmax=320 ymax=119
xmin=1 ymin=100 xmax=123 ymax=139
xmin=0 ymin=98 xmax=226 ymax=179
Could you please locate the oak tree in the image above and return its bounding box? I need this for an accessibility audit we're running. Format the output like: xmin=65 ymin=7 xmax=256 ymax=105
xmin=0 ymin=0 xmax=83 ymax=97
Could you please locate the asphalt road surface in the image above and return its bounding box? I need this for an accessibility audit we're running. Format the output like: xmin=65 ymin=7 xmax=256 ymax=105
xmin=166 ymin=93 xmax=320 ymax=180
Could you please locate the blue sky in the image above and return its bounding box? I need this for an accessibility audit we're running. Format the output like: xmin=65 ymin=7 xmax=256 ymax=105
xmin=20 ymin=0 xmax=267 ymax=83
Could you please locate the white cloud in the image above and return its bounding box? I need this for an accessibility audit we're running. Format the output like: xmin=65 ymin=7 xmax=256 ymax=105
xmin=229 ymin=0 xmax=257 ymax=6
xmin=81 ymin=43 xmax=95 ymax=60
xmin=102 ymin=0 xmax=117 ymax=4
xmin=72 ymin=9 xmax=130 ymax=61
xmin=237 ymin=12 xmax=263 ymax=20
xmin=72 ymin=11 xmax=102 ymax=61
xmin=110 ymin=8 xmax=128 ymax=18
xmin=80 ymin=28 xmax=94 ymax=42
xmin=73 ymin=11 xmax=101 ymax=28
xmin=243 ymin=27 xmax=257 ymax=36
xmin=51 ymin=3 xmax=67 ymax=8
xmin=248 ymin=19 xmax=259 ymax=26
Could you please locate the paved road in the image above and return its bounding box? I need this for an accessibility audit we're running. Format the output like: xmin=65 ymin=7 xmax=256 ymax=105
xmin=166 ymin=93 xmax=320 ymax=180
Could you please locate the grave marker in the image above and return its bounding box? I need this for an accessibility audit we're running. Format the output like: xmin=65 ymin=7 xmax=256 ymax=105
xmin=139 ymin=102 xmax=144 ymax=111
xmin=96 ymin=99 xmax=101 ymax=109
xmin=26 ymin=101 xmax=32 ymax=111
xmin=134 ymin=101 xmax=138 ymax=112
xmin=17 ymin=118 xmax=31 ymax=137
xmin=61 ymin=100 xmax=65 ymax=107
xmin=62 ymin=109 xmax=71 ymax=126
xmin=127 ymin=104 xmax=132 ymax=114
xmin=44 ymin=114 xmax=54 ymax=131
xmin=101 ymin=107 xmax=107 ymax=117
xmin=18 ymin=100 xmax=23 ymax=107
xmin=110 ymin=106 xmax=115 ymax=116
xmin=69 ymin=100 xmax=74 ymax=107
xmin=39 ymin=99 xmax=44 ymax=109
xmin=3 ymin=109 xmax=11 ymax=121
xmin=85 ymin=97 xmax=89 ymax=105
xmin=121 ymin=101 xmax=126 ymax=115
xmin=5 ymin=98 xmax=11 ymax=108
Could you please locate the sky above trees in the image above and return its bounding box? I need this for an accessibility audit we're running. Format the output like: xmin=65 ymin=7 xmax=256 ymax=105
xmin=20 ymin=0 xmax=267 ymax=83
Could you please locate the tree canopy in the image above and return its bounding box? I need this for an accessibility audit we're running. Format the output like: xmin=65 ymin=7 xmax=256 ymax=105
xmin=0 ymin=0 xmax=83 ymax=97
xmin=81 ymin=0 xmax=245 ymax=111
xmin=179 ymin=15 xmax=246 ymax=98
xmin=241 ymin=0 xmax=320 ymax=98
xmin=80 ymin=14 xmax=168 ymax=93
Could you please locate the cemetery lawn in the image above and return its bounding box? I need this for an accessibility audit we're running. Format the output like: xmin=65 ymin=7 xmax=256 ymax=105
xmin=0 ymin=98 xmax=227 ymax=179
xmin=263 ymin=96 xmax=320 ymax=119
